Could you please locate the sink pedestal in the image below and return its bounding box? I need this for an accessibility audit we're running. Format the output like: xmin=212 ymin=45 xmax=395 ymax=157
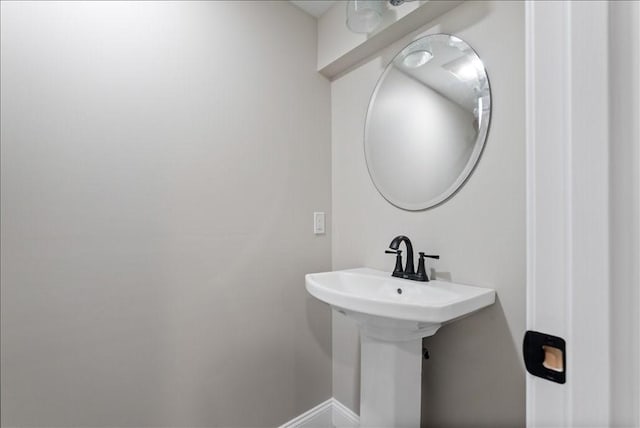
xmin=360 ymin=334 xmax=422 ymax=428
xmin=349 ymin=313 xmax=442 ymax=428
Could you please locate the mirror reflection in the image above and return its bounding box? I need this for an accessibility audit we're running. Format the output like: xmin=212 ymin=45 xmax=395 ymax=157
xmin=365 ymin=34 xmax=491 ymax=210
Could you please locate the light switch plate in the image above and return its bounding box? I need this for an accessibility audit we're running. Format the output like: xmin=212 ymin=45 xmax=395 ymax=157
xmin=313 ymin=212 xmax=325 ymax=234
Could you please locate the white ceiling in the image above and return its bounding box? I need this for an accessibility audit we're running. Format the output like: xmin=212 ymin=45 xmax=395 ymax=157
xmin=290 ymin=1 xmax=337 ymax=18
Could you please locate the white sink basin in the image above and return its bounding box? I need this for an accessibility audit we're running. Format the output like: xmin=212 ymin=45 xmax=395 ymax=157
xmin=305 ymin=267 xmax=495 ymax=427
xmin=306 ymin=267 xmax=495 ymax=339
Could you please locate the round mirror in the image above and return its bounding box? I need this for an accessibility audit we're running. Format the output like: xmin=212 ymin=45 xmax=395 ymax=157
xmin=364 ymin=34 xmax=491 ymax=210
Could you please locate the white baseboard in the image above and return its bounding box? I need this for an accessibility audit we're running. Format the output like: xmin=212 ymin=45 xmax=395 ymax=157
xmin=330 ymin=399 xmax=359 ymax=428
xmin=278 ymin=398 xmax=359 ymax=428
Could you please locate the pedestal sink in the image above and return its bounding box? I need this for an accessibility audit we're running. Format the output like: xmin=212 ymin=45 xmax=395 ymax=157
xmin=305 ymin=268 xmax=495 ymax=428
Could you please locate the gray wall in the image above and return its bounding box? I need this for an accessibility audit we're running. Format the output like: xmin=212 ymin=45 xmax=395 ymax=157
xmin=0 ymin=2 xmax=332 ymax=427
xmin=330 ymin=2 xmax=525 ymax=426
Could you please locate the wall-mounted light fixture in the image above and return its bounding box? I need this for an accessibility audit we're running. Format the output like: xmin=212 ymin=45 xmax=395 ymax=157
xmin=346 ymin=0 xmax=419 ymax=34
xmin=346 ymin=0 xmax=384 ymax=34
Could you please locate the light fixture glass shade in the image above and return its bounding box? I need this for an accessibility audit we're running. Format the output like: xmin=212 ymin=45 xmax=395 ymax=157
xmin=346 ymin=0 xmax=384 ymax=34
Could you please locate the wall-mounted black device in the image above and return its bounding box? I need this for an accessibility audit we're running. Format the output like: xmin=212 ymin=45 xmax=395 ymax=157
xmin=523 ymin=330 xmax=566 ymax=384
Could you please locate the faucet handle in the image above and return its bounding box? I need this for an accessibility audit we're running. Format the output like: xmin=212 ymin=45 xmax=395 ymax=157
xmin=417 ymin=252 xmax=439 ymax=282
xmin=419 ymin=252 xmax=439 ymax=259
xmin=385 ymin=249 xmax=403 ymax=274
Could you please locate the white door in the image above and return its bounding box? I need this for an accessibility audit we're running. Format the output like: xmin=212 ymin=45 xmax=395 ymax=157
xmin=525 ymin=1 xmax=640 ymax=426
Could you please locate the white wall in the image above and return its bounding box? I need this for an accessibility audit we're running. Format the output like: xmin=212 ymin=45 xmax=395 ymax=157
xmin=0 ymin=2 xmax=332 ymax=427
xmin=331 ymin=2 xmax=525 ymax=426
xmin=609 ymin=1 xmax=640 ymax=426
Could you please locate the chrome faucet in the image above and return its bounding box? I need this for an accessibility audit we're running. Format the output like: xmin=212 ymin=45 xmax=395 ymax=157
xmin=385 ymin=235 xmax=439 ymax=282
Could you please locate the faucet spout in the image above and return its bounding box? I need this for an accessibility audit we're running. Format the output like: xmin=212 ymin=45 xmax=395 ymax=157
xmin=389 ymin=235 xmax=414 ymax=274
